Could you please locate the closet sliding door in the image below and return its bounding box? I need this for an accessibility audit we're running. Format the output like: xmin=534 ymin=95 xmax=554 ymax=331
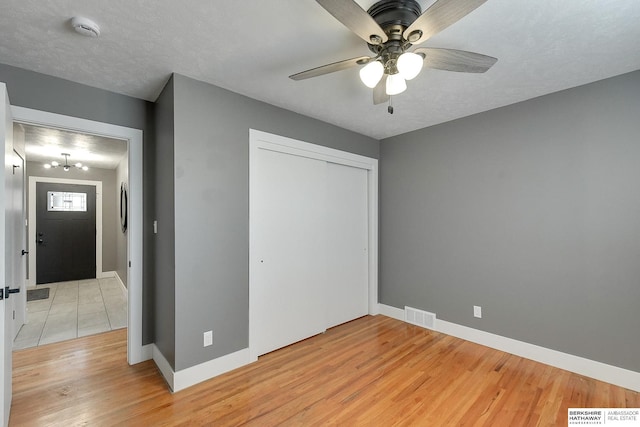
xmin=251 ymin=148 xmax=328 ymax=357
xmin=325 ymin=162 xmax=369 ymax=329
xmin=250 ymin=130 xmax=378 ymax=360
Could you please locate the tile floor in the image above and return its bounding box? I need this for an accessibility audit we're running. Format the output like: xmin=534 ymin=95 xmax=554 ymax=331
xmin=14 ymin=277 xmax=127 ymax=350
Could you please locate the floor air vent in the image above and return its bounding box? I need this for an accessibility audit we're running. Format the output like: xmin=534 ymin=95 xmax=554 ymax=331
xmin=404 ymin=306 xmax=436 ymax=329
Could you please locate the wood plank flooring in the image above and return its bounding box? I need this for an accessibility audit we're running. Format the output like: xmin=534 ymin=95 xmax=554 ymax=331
xmin=10 ymin=315 xmax=639 ymax=426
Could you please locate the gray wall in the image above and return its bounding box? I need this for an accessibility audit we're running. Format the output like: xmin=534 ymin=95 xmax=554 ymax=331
xmin=170 ymin=73 xmax=378 ymax=371
xmin=26 ymin=161 xmax=117 ymax=273
xmin=153 ymin=76 xmax=176 ymax=367
xmin=1 ymin=63 xmax=156 ymax=344
xmin=379 ymin=70 xmax=640 ymax=372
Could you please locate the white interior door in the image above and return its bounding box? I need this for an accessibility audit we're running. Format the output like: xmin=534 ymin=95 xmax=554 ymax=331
xmin=251 ymin=148 xmax=328 ymax=357
xmin=325 ymin=163 xmax=369 ymax=329
xmin=1 ymin=82 xmax=15 ymax=427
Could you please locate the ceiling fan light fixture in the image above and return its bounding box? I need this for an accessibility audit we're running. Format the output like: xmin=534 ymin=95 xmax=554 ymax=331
xmin=397 ymin=52 xmax=423 ymax=80
xmin=386 ymin=73 xmax=407 ymax=96
xmin=359 ymin=60 xmax=384 ymax=88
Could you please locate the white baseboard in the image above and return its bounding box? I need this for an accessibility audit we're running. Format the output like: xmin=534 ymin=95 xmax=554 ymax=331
xmin=377 ymin=303 xmax=640 ymax=392
xmin=152 ymin=345 xmax=175 ymax=390
xmin=113 ymin=271 xmax=127 ymax=295
xmin=152 ymin=345 xmax=252 ymax=393
xmin=140 ymin=344 xmax=153 ymax=362
xmin=378 ymin=303 xmax=404 ymax=321
xmin=97 ymin=270 xmax=115 ymax=279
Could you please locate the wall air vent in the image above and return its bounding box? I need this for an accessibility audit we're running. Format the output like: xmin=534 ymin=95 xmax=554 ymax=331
xmin=405 ymin=306 xmax=436 ymax=330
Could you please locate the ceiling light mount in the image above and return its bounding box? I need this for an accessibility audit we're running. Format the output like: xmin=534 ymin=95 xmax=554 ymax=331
xmin=70 ymin=16 xmax=101 ymax=38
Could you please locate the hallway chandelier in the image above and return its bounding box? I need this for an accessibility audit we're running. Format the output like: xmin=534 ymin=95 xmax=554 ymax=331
xmin=44 ymin=153 xmax=89 ymax=171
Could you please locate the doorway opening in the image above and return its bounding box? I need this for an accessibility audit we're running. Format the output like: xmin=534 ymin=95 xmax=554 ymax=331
xmin=11 ymin=107 xmax=145 ymax=365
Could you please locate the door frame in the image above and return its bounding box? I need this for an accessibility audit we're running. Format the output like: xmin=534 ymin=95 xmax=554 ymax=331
xmin=11 ymin=150 xmax=26 ymax=340
xmin=248 ymin=129 xmax=379 ymax=361
xmin=29 ymin=178 xmax=103 ymax=286
xmin=12 ymin=106 xmax=145 ymax=365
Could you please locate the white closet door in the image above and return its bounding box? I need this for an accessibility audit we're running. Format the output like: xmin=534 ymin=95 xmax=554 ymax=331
xmin=252 ymin=148 xmax=327 ymax=357
xmin=326 ymin=163 xmax=369 ymax=328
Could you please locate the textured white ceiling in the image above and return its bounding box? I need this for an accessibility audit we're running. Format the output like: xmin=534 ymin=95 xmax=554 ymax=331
xmin=1 ymin=0 xmax=639 ymax=140
xmin=19 ymin=123 xmax=127 ymax=170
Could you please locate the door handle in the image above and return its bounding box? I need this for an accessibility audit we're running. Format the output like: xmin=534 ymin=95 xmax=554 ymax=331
xmin=3 ymin=286 xmax=20 ymax=300
xmin=21 ymin=249 xmax=29 ymax=256
xmin=37 ymin=239 xmax=44 ymax=245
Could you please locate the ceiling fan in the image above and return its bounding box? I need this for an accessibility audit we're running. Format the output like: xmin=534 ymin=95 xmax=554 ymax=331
xmin=289 ymin=0 xmax=497 ymax=113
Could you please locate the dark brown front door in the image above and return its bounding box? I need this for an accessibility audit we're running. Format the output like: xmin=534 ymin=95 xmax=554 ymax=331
xmin=35 ymin=182 xmax=96 ymax=284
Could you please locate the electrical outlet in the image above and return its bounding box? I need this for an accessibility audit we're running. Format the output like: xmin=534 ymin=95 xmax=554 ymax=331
xmin=473 ymin=305 xmax=482 ymax=318
xmin=203 ymin=330 xmax=213 ymax=347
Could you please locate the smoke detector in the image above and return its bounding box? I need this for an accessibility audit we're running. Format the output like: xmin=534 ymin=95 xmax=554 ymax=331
xmin=71 ymin=16 xmax=100 ymax=38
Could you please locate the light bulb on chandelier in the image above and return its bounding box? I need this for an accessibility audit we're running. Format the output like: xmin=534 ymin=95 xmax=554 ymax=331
xmin=386 ymin=73 xmax=407 ymax=96
xmin=397 ymin=52 xmax=423 ymax=80
xmin=359 ymin=60 xmax=384 ymax=88
xmin=43 ymin=153 xmax=89 ymax=172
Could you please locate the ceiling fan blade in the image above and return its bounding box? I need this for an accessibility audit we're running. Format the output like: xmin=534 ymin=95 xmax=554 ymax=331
xmin=414 ymin=47 xmax=497 ymax=73
xmin=289 ymin=56 xmax=373 ymax=81
xmin=316 ymin=0 xmax=388 ymax=45
xmin=373 ymin=75 xmax=389 ymax=105
xmin=403 ymin=0 xmax=488 ymax=45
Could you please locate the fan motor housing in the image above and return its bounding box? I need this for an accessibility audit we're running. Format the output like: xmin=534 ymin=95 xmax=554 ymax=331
xmin=367 ymin=0 xmax=421 ymax=30
xmin=366 ymin=0 xmax=422 ymax=53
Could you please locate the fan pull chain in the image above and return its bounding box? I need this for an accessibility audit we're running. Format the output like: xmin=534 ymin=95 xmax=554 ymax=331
xmin=388 ymin=96 xmax=394 ymax=114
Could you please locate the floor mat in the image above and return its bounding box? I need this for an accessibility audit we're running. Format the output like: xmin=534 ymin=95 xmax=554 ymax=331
xmin=27 ymin=287 xmax=50 ymax=301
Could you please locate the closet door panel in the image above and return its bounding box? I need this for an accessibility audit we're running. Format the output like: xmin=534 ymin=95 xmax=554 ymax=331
xmin=252 ymin=148 xmax=327 ymax=357
xmin=326 ymin=163 xmax=369 ymax=329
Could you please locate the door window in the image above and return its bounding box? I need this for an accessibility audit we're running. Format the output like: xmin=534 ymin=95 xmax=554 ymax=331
xmin=47 ymin=191 xmax=87 ymax=212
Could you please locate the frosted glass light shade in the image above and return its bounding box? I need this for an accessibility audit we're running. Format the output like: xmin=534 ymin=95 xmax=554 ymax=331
xmin=397 ymin=52 xmax=423 ymax=80
xmin=386 ymin=74 xmax=407 ymax=95
xmin=359 ymin=61 xmax=384 ymax=88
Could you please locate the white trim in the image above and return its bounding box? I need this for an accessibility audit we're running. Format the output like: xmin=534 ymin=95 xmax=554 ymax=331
xmin=152 ymin=344 xmax=175 ymax=391
xmin=12 ymin=106 xmax=147 ymax=365
xmin=27 ymin=176 xmax=103 ymax=286
xmin=140 ymin=344 xmax=153 ymax=361
xmin=113 ymin=271 xmax=127 ymax=296
xmin=378 ymin=303 xmax=404 ymax=321
xmin=97 ymin=270 xmax=115 ymax=279
xmin=173 ymin=348 xmax=251 ymax=392
xmin=249 ymin=129 xmax=379 ymax=361
xmin=152 ymin=345 xmax=252 ymax=393
xmin=377 ymin=303 xmax=640 ymax=392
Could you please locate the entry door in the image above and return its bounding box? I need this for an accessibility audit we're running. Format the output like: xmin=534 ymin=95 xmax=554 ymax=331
xmin=11 ymin=151 xmax=26 ymax=339
xmin=1 ymin=82 xmax=14 ymax=427
xmin=35 ymin=183 xmax=96 ymax=284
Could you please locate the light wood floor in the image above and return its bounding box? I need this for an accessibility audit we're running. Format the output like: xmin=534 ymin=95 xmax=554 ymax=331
xmin=10 ymin=315 xmax=639 ymax=426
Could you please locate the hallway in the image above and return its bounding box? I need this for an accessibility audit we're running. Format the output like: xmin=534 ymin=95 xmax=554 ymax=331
xmin=13 ymin=277 xmax=127 ymax=349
